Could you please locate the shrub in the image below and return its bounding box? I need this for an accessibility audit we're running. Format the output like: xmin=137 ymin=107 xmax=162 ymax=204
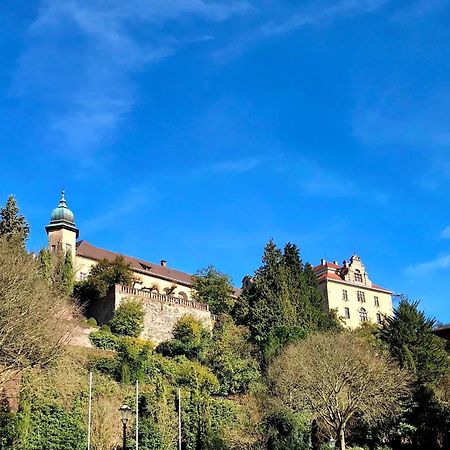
xmin=109 ymin=298 xmax=144 ymax=337
xmin=86 ymin=317 xmax=97 ymax=327
xmin=89 ymin=330 xmax=120 ymax=351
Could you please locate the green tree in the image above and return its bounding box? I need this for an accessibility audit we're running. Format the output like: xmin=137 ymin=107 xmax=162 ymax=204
xmin=109 ymin=298 xmax=145 ymax=337
xmin=61 ymin=251 xmax=75 ymax=295
xmin=192 ymin=266 xmax=235 ymax=315
xmin=37 ymin=248 xmax=52 ymax=282
xmin=74 ymin=256 xmax=133 ymax=303
xmin=240 ymin=240 xmax=339 ymax=363
xmin=381 ymin=298 xmax=450 ymax=450
xmin=381 ymin=298 xmax=448 ymax=385
xmin=0 ymin=195 xmax=29 ymax=247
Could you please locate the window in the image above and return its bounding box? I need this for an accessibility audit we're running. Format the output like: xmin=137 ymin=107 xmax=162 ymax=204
xmin=354 ymin=269 xmax=363 ymax=283
xmin=51 ymin=245 xmax=56 ymax=252
xmin=65 ymin=243 xmax=72 ymax=252
xmin=344 ymin=307 xmax=350 ymax=319
xmin=357 ymin=291 xmax=365 ymax=302
xmin=342 ymin=289 xmax=348 ymax=301
xmin=376 ymin=312 xmax=383 ymax=324
xmin=374 ymin=296 xmax=380 ymax=307
xmin=359 ymin=308 xmax=368 ymax=322
xmin=79 ymin=272 xmax=87 ymax=281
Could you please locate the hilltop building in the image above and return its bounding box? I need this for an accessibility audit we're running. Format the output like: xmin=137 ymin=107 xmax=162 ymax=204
xmin=313 ymin=255 xmax=393 ymax=329
xmin=45 ymin=192 xmax=215 ymax=342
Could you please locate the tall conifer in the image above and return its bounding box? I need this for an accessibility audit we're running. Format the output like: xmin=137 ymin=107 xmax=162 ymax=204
xmin=0 ymin=195 xmax=30 ymax=247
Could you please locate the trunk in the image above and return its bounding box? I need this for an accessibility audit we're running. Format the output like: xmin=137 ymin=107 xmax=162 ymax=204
xmin=339 ymin=425 xmax=346 ymax=450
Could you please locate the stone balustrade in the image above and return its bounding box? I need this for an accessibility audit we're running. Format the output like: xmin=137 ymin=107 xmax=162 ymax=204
xmin=116 ymin=284 xmax=209 ymax=311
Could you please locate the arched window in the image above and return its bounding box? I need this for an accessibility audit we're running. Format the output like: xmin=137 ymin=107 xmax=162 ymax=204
xmin=178 ymin=291 xmax=188 ymax=301
xmin=359 ymin=308 xmax=368 ymax=322
xmin=354 ymin=269 xmax=363 ymax=283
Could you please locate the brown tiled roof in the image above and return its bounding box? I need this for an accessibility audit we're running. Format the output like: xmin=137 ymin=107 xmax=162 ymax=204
xmin=76 ymin=240 xmax=242 ymax=297
xmin=433 ymin=325 xmax=450 ymax=341
xmin=76 ymin=240 xmax=193 ymax=286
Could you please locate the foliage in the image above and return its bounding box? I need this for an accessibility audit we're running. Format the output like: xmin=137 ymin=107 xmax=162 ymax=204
xmin=269 ymin=331 xmax=411 ymax=450
xmin=156 ymin=315 xmax=210 ymax=360
xmin=89 ymin=329 xmax=121 ymax=351
xmin=266 ymin=409 xmax=312 ymax=450
xmin=380 ymin=298 xmax=450 ymax=450
xmin=239 ymin=240 xmax=340 ymax=363
xmin=206 ymin=315 xmax=261 ymax=395
xmin=74 ymin=256 xmax=133 ymax=303
xmin=109 ymin=298 xmax=145 ymax=337
xmin=37 ymin=248 xmax=75 ymax=295
xmin=0 ymin=237 xmax=77 ymax=389
xmin=0 ymin=195 xmax=29 ymax=247
xmin=192 ymin=266 xmax=236 ymax=315
xmin=381 ymin=298 xmax=449 ymax=385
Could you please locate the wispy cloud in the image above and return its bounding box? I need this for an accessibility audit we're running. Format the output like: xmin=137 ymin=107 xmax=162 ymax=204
xmin=80 ymin=184 xmax=157 ymax=234
xmin=441 ymin=226 xmax=450 ymax=239
xmin=214 ymin=0 xmax=388 ymax=60
xmin=12 ymin=0 xmax=252 ymax=155
xmin=406 ymin=253 xmax=450 ymax=275
xmin=196 ymin=156 xmax=264 ymax=175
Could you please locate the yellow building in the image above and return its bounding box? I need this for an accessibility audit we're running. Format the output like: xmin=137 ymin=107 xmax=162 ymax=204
xmin=45 ymin=192 xmax=222 ymax=341
xmin=313 ymin=255 xmax=393 ymax=329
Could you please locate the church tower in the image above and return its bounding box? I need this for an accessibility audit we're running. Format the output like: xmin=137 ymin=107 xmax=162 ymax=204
xmin=45 ymin=191 xmax=79 ymax=260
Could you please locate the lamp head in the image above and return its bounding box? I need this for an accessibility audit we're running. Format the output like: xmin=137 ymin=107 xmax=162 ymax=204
xmin=119 ymin=404 xmax=132 ymax=424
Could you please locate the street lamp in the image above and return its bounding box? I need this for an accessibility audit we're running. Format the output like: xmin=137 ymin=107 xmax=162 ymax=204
xmin=119 ymin=404 xmax=132 ymax=450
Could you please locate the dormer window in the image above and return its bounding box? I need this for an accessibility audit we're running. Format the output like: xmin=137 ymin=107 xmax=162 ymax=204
xmin=354 ymin=269 xmax=363 ymax=283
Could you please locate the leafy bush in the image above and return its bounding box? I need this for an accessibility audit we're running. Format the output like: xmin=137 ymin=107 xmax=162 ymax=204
xmin=109 ymin=298 xmax=144 ymax=337
xmin=89 ymin=330 xmax=120 ymax=350
xmin=156 ymin=315 xmax=210 ymax=359
xmin=86 ymin=317 xmax=97 ymax=327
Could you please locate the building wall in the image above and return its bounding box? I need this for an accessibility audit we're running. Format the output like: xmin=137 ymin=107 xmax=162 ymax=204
xmin=324 ymin=281 xmax=393 ymax=329
xmin=75 ymin=255 xmax=195 ymax=301
xmin=48 ymin=228 xmax=77 ymax=260
xmin=115 ymin=285 xmax=212 ymax=343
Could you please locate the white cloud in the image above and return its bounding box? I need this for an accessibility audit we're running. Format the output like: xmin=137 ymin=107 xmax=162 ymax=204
xmin=441 ymin=226 xmax=450 ymax=239
xmin=12 ymin=0 xmax=252 ymax=155
xmin=214 ymin=0 xmax=388 ymax=60
xmin=406 ymin=254 xmax=450 ymax=275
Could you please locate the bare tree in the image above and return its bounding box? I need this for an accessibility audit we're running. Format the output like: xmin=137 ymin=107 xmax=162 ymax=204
xmin=268 ymin=332 xmax=411 ymax=450
xmin=0 ymin=237 xmax=77 ymax=388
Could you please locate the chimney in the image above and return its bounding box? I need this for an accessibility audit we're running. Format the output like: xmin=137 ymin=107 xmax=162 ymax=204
xmin=160 ymin=260 xmax=167 ymax=267
xmin=333 ymin=260 xmax=338 ymax=265
xmin=320 ymin=258 xmax=326 ymax=265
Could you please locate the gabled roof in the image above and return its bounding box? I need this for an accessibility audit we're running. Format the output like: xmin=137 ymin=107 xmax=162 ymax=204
xmin=76 ymin=240 xmax=242 ymax=296
xmin=313 ymin=260 xmax=392 ymax=294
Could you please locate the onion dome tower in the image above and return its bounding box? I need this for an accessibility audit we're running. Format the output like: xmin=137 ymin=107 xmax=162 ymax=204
xmin=45 ymin=191 xmax=79 ymax=259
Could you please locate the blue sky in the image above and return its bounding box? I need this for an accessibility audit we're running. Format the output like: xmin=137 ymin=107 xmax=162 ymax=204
xmin=1 ymin=0 xmax=450 ymax=322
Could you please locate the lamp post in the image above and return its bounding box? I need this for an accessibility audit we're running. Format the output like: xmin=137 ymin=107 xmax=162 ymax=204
xmin=119 ymin=404 xmax=132 ymax=450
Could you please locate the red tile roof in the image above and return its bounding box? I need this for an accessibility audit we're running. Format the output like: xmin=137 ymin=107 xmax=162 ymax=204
xmin=76 ymin=240 xmax=241 ymax=296
xmin=313 ymin=261 xmax=392 ymax=293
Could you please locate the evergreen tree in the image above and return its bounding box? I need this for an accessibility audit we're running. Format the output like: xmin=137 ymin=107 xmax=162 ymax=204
xmin=0 ymin=195 xmax=30 ymax=247
xmin=37 ymin=248 xmax=52 ymax=282
xmin=241 ymin=240 xmax=340 ymax=363
xmin=381 ymin=298 xmax=450 ymax=450
xmin=381 ymin=298 xmax=448 ymax=385
xmin=61 ymin=251 xmax=75 ymax=296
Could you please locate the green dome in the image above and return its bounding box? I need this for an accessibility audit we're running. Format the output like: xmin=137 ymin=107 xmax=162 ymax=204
xmin=50 ymin=191 xmax=75 ymax=224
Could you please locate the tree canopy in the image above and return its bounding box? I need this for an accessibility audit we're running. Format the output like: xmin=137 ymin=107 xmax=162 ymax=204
xmin=192 ymin=265 xmax=236 ymax=315
xmin=269 ymin=332 xmax=411 ymax=450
